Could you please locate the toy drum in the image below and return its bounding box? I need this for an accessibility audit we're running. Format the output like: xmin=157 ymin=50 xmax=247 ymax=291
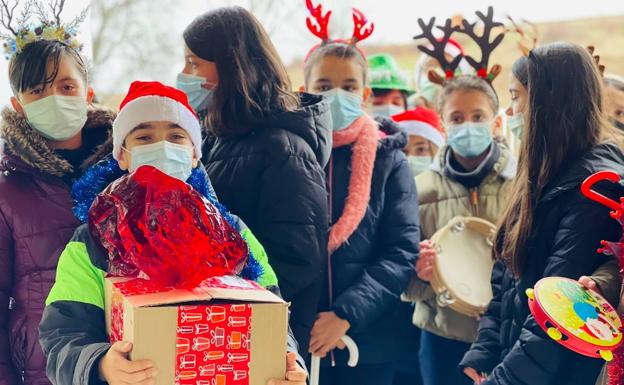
xmin=527 ymin=277 xmax=623 ymax=361
xmin=430 ymin=216 xmax=496 ymax=318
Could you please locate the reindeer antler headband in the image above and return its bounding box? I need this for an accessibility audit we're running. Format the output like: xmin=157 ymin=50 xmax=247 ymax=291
xmin=0 ymin=0 xmax=87 ymax=60
xmin=414 ymin=6 xmax=506 ymax=85
xmin=304 ymin=0 xmax=374 ymax=61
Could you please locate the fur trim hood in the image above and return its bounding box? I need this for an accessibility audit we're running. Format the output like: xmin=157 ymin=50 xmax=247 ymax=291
xmin=0 ymin=106 xmax=115 ymax=177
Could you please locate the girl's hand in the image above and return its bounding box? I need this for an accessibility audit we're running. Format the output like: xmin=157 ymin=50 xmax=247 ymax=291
xmin=267 ymin=352 xmax=307 ymax=385
xmin=416 ymin=240 xmax=437 ymax=282
xmin=463 ymin=367 xmax=486 ymax=384
xmin=309 ymin=312 xmax=351 ymax=358
xmin=579 ymin=276 xmax=604 ymax=297
xmin=99 ymin=341 xmax=158 ymax=385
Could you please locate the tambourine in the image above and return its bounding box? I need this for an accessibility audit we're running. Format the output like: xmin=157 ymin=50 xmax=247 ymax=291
xmin=430 ymin=216 xmax=496 ymax=318
xmin=527 ymin=277 xmax=623 ymax=361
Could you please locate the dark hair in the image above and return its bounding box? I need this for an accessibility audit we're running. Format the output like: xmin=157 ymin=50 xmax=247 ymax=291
xmin=371 ymin=88 xmax=409 ymax=109
xmin=511 ymin=56 xmax=529 ymax=87
xmin=437 ymin=76 xmax=500 ymax=116
xmin=496 ymin=42 xmax=609 ymax=276
xmin=9 ymin=39 xmax=88 ymax=95
xmin=183 ymin=6 xmax=299 ymax=136
xmin=604 ymin=74 xmax=624 ymax=92
xmin=303 ymin=42 xmax=368 ymax=87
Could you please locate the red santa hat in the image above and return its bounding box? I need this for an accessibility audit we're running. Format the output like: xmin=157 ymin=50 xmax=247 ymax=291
xmin=392 ymin=107 xmax=445 ymax=148
xmin=112 ymin=81 xmax=202 ymax=160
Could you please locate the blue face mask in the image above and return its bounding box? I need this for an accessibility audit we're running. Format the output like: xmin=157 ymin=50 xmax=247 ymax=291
xmin=320 ymin=88 xmax=364 ymax=131
xmin=507 ymin=113 xmax=524 ymax=139
xmin=126 ymin=141 xmax=193 ymax=182
xmin=446 ymin=121 xmax=493 ymax=158
xmin=369 ymin=104 xmax=404 ymax=119
xmin=407 ymin=155 xmax=432 ymax=177
xmin=176 ymin=73 xmax=213 ymax=113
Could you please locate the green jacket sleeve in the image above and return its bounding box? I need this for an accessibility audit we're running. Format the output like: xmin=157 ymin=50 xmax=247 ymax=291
xmin=39 ymin=237 xmax=110 ymax=385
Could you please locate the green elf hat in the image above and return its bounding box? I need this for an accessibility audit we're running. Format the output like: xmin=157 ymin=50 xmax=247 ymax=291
xmin=368 ymin=54 xmax=414 ymax=93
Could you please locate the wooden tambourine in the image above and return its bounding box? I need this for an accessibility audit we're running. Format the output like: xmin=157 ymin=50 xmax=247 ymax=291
xmin=430 ymin=216 xmax=496 ymax=318
xmin=527 ymin=277 xmax=623 ymax=361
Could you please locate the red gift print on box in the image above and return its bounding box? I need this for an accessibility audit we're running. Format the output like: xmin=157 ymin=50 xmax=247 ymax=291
xmin=199 ymin=364 xmax=216 ymax=377
xmin=177 ymin=325 xmax=193 ymax=334
xmin=212 ymin=375 xmax=226 ymax=385
xmin=181 ymin=311 xmax=203 ymax=323
xmin=218 ymin=364 xmax=234 ymax=373
xmin=230 ymin=304 xmax=247 ymax=313
xmin=233 ymin=370 xmax=247 ymax=381
xmin=193 ymin=337 xmax=211 ymax=352
xmin=208 ymin=306 xmax=226 ymax=323
xmin=109 ymin=285 xmax=125 ymax=343
xmin=176 ymin=370 xmax=198 ymax=381
xmin=179 ymin=354 xmax=196 ymax=369
xmin=177 ymin=338 xmax=190 ymax=354
xmin=204 ymin=351 xmax=225 ymax=362
xmin=227 ymin=332 xmax=242 ymax=349
xmin=211 ymin=327 xmax=225 ymax=347
xmin=195 ymin=324 xmax=210 ymax=335
xmin=228 ymin=316 xmax=247 ymax=328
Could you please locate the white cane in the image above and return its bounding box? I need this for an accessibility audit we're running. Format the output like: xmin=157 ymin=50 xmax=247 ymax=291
xmin=309 ymin=335 xmax=359 ymax=385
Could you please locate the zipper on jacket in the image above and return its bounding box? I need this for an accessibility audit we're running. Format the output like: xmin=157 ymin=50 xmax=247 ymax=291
xmin=327 ymin=156 xmax=336 ymax=366
xmin=8 ymin=297 xmax=15 ymax=309
xmin=470 ymin=188 xmax=480 ymax=217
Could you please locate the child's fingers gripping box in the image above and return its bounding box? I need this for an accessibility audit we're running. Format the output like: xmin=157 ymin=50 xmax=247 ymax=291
xmin=104 ymin=275 xmax=289 ymax=385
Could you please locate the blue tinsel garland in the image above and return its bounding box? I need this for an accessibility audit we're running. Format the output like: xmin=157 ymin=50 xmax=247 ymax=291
xmin=71 ymin=155 xmax=263 ymax=282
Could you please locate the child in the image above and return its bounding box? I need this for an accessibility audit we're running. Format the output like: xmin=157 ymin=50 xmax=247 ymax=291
xmin=368 ymin=53 xmax=413 ymax=118
xmin=604 ymin=74 xmax=624 ymax=131
xmin=460 ymin=43 xmax=624 ymax=385
xmin=302 ymin=3 xmax=420 ymax=384
xmin=38 ymin=81 xmax=306 ymax=385
xmin=0 ymin=4 xmax=112 ymax=384
xmin=403 ymin=9 xmax=513 ymax=385
xmin=392 ymin=107 xmax=445 ymax=177
xmin=180 ymin=6 xmax=331 ymax=358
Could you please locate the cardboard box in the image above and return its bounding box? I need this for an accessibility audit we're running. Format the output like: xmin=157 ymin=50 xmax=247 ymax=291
xmin=104 ymin=275 xmax=289 ymax=385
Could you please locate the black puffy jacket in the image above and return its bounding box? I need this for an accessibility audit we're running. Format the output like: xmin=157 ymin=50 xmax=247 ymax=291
xmin=460 ymin=143 xmax=624 ymax=385
xmin=321 ymin=117 xmax=420 ymax=365
xmin=202 ymin=93 xmax=331 ymax=354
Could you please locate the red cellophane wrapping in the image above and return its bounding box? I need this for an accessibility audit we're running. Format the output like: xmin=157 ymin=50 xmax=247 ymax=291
xmin=88 ymin=165 xmax=249 ymax=289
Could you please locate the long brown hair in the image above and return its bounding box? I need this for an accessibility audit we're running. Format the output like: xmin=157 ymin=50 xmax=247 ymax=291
xmin=183 ymin=6 xmax=299 ymax=136
xmin=496 ymin=42 xmax=610 ymax=276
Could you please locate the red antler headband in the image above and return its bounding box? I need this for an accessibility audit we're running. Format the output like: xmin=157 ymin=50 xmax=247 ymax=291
xmin=304 ymin=0 xmax=374 ymax=62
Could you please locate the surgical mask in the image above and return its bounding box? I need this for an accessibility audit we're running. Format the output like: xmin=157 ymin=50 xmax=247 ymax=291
xmin=507 ymin=113 xmax=525 ymax=139
xmin=22 ymin=95 xmax=87 ymax=141
xmin=407 ymin=155 xmax=432 ymax=177
xmin=370 ymin=104 xmax=404 ymax=119
xmin=320 ymin=88 xmax=364 ymax=131
xmin=418 ymin=68 xmax=444 ymax=103
xmin=446 ymin=121 xmax=493 ymax=158
xmin=176 ymin=73 xmax=213 ymax=112
xmin=126 ymin=141 xmax=193 ymax=182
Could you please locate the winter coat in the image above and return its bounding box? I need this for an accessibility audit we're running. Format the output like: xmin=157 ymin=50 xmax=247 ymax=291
xmin=404 ymin=141 xmax=516 ymax=343
xmin=320 ymin=117 xmax=420 ymax=365
xmin=0 ymin=107 xmax=113 ymax=385
xmin=38 ymin=158 xmax=299 ymax=384
xmin=460 ymin=142 xmax=624 ymax=385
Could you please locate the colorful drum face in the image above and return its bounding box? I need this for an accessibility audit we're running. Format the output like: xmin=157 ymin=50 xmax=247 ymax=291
xmin=528 ymin=277 xmax=623 ymax=361
xmin=430 ymin=216 xmax=496 ymax=317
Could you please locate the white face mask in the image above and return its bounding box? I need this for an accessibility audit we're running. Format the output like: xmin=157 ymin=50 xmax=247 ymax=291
xmin=22 ymin=95 xmax=88 ymax=141
xmin=126 ymin=141 xmax=193 ymax=182
xmin=507 ymin=113 xmax=525 ymax=139
xmin=369 ymin=104 xmax=404 ymax=119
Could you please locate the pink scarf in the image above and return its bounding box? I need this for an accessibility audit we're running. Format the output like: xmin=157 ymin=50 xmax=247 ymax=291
xmin=328 ymin=114 xmax=379 ymax=255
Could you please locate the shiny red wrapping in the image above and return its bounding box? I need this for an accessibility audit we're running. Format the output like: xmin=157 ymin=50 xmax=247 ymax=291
xmin=88 ymin=166 xmax=248 ymax=288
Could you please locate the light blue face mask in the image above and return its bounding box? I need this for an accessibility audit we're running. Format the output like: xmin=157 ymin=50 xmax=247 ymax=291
xmin=369 ymin=103 xmax=404 ymax=119
xmin=126 ymin=141 xmax=193 ymax=182
xmin=446 ymin=121 xmax=493 ymax=158
xmin=22 ymin=95 xmax=88 ymax=141
xmin=407 ymin=155 xmax=432 ymax=177
xmin=319 ymin=88 xmax=364 ymax=131
xmin=176 ymin=73 xmax=213 ymax=113
xmin=507 ymin=113 xmax=525 ymax=139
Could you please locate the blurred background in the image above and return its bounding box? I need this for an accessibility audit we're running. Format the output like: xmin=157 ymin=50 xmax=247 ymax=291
xmin=1 ymin=0 xmax=624 ymax=109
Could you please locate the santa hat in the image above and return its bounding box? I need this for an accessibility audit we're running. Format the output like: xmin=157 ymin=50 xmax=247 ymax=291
xmin=112 ymin=81 xmax=202 ymax=160
xmin=392 ymin=107 xmax=445 ymax=148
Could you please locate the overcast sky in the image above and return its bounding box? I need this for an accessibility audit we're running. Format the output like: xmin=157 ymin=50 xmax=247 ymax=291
xmin=2 ymin=0 xmax=624 ymax=104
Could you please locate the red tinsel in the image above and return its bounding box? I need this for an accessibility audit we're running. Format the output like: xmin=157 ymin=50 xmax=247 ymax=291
xmin=88 ymin=165 xmax=249 ymax=289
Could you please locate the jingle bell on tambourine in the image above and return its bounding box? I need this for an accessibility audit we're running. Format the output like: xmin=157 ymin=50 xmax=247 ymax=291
xmin=527 ymin=277 xmax=623 ymax=361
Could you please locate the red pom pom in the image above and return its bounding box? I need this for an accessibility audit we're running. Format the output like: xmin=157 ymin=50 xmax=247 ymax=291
xmin=445 ymin=70 xmax=454 ymax=79
xmin=477 ymin=68 xmax=488 ymax=78
xmin=89 ymin=166 xmax=248 ymax=289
